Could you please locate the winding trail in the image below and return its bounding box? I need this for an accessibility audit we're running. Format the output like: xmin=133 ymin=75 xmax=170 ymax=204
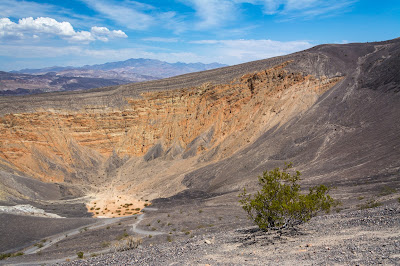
xmin=23 ymin=216 xmax=125 ymax=255
xmin=130 ymin=207 xmax=165 ymax=236
xmin=22 ymin=207 xmax=164 ymax=256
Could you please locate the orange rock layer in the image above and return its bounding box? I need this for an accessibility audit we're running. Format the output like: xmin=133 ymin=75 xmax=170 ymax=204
xmin=0 ymin=62 xmax=342 ymax=182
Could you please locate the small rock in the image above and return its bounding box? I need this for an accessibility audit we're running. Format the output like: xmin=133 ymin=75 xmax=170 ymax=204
xmin=204 ymin=240 xmax=212 ymax=244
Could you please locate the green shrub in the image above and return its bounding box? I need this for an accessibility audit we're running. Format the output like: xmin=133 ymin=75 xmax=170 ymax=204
xmin=77 ymin=251 xmax=84 ymax=259
xmin=358 ymin=199 xmax=382 ymax=210
xmin=116 ymin=232 xmax=129 ymax=240
xmin=101 ymin=241 xmax=110 ymax=248
xmin=379 ymin=186 xmax=396 ymax=196
xmin=0 ymin=253 xmax=12 ymax=260
xmin=34 ymin=243 xmax=44 ymax=248
xmin=239 ymin=163 xmax=337 ymax=231
xmin=0 ymin=252 xmax=24 ymax=259
xmin=112 ymin=236 xmax=142 ymax=252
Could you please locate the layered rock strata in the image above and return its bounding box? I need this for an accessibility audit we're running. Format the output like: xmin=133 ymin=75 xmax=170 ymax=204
xmin=0 ymin=62 xmax=342 ymax=184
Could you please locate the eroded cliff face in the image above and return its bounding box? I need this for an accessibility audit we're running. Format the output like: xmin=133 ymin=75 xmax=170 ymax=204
xmin=0 ymin=62 xmax=342 ymax=187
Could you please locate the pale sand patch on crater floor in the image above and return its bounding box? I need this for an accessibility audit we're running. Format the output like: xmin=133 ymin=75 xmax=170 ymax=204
xmin=86 ymin=191 xmax=149 ymax=218
xmin=0 ymin=204 xmax=63 ymax=218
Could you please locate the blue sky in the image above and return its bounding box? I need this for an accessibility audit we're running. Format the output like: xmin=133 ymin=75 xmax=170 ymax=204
xmin=0 ymin=0 xmax=399 ymax=71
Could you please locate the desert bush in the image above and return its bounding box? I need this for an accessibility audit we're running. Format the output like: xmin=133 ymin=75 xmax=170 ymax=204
xmin=77 ymin=251 xmax=84 ymax=259
xmin=0 ymin=252 xmax=24 ymax=260
xmin=358 ymin=199 xmax=382 ymax=210
xmin=101 ymin=241 xmax=110 ymax=248
xmin=115 ymin=232 xmax=129 ymax=240
xmin=239 ymin=163 xmax=337 ymax=231
xmin=379 ymin=186 xmax=396 ymax=196
xmin=34 ymin=243 xmax=44 ymax=248
xmin=111 ymin=236 xmax=142 ymax=252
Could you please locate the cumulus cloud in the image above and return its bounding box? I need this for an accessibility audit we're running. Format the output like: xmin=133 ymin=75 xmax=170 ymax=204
xmin=0 ymin=17 xmax=127 ymax=43
xmin=90 ymin=26 xmax=127 ymax=42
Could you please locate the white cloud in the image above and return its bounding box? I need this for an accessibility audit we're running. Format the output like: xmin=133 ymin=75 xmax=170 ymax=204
xmin=236 ymin=0 xmax=357 ymax=17
xmin=184 ymin=0 xmax=237 ymax=29
xmin=0 ymin=17 xmax=127 ymax=43
xmin=0 ymin=38 xmax=314 ymax=71
xmin=81 ymin=0 xmax=155 ymax=30
xmin=0 ymin=0 xmax=103 ymax=29
xmin=191 ymin=39 xmax=313 ymax=64
xmin=81 ymin=0 xmax=186 ymax=33
xmin=183 ymin=0 xmax=357 ymax=29
xmin=91 ymin=26 xmax=128 ymax=42
xmin=142 ymin=37 xmax=179 ymax=43
xmin=0 ymin=0 xmax=56 ymax=18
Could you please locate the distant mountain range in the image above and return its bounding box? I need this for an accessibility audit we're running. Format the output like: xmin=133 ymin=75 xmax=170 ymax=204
xmin=1 ymin=59 xmax=226 ymax=95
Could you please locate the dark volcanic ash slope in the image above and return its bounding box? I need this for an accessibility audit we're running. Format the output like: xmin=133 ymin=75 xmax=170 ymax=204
xmin=183 ymin=39 xmax=400 ymax=202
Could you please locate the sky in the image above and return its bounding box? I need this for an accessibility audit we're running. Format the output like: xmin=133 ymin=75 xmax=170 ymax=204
xmin=0 ymin=0 xmax=399 ymax=71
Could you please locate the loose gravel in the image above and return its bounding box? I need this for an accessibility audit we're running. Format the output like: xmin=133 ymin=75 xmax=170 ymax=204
xmin=58 ymin=204 xmax=400 ymax=265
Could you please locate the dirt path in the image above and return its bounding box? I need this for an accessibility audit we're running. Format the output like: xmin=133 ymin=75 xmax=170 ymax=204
xmin=130 ymin=207 xmax=165 ymax=236
xmin=22 ymin=216 xmax=126 ymax=255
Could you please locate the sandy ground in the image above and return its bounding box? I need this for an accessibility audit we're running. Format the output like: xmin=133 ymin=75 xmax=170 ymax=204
xmin=86 ymin=191 xmax=148 ymax=218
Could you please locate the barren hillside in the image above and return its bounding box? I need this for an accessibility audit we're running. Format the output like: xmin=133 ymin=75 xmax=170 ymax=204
xmin=0 ymin=38 xmax=399 ymax=264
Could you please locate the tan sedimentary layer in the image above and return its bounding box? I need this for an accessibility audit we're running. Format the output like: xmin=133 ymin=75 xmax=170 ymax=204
xmin=0 ymin=62 xmax=342 ymax=183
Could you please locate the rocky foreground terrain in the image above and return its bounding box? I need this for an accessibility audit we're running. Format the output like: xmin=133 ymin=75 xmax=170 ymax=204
xmin=2 ymin=202 xmax=399 ymax=265
xmin=0 ymin=38 xmax=399 ymax=264
xmin=61 ymin=204 xmax=400 ymax=266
